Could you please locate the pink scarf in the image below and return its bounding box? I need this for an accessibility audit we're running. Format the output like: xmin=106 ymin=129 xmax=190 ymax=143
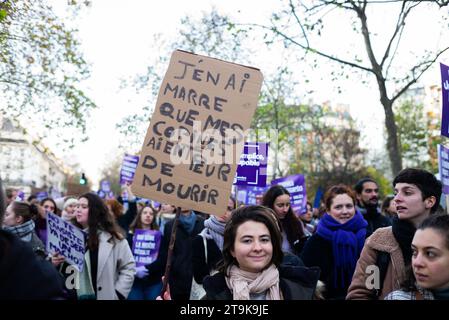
xmin=225 ymin=264 xmax=282 ymax=300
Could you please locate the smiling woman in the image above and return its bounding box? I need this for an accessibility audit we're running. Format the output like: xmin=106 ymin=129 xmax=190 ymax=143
xmin=301 ymin=184 xmax=368 ymax=300
xmin=202 ymin=205 xmax=320 ymax=300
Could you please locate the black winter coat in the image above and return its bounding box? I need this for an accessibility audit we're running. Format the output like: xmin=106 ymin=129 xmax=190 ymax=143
xmin=203 ymin=265 xmax=320 ymax=300
xmin=301 ymin=233 xmax=352 ymax=300
xmin=0 ymin=230 xmax=66 ymax=299
xmin=192 ymin=235 xmax=222 ymax=284
xmin=147 ymin=215 xmax=204 ymax=299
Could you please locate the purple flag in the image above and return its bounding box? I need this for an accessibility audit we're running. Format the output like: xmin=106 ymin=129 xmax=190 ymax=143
xmin=271 ymin=174 xmax=307 ymax=215
xmin=234 ymin=142 xmax=268 ymax=187
xmin=438 ymin=144 xmax=449 ymax=194
xmin=441 ymin=63 xmax=449 ymax=138
xmin=132 ymin=229 xmax=162 ymax=267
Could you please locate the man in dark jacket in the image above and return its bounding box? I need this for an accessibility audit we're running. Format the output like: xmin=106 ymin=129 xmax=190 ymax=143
xmin=354 ymin=178 xmax=391 ymax=238
xmin=0 ymin=178 xmax=66 ymax=299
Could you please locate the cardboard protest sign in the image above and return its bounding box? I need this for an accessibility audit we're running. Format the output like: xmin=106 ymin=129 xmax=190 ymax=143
xmin=271 ymin=174 xmax=307 ymax=215
xmin=131 ymin=50 xmax=263 ymax=215
xmin=234 ymin=142 xmax=268 ymax=187
xmin=46 ymin=212 xmax=86 ymax=272
xmin=440 ymin=63 xmax=449 ymax=138
xmin=132 ymin=229 xmax=162 ymax=267
xmin=120 ymin=154 xmax=140 ymax=184
xmin=438 ymin=144 xmax=449 ymax=195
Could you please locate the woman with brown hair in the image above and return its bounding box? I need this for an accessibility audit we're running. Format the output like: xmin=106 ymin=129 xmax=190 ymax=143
xmin=301 ymin=184 xmax=367 ymax=300
xmin=201 ymin=205 xmax=320 ymax=300
xmin=262 ymin=185 xmax=309 ymax=256
xmin=127 ymin=204 xmax=162 ymax=300
xmin=52 ymin=192 xmax=135 ymax=300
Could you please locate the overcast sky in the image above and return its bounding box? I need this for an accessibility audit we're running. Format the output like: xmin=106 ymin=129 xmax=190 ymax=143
xmin=51 ymin=0 xmax=449 ymax=186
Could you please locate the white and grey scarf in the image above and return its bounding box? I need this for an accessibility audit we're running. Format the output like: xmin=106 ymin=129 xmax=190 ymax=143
xmin=3 ymin=220 xmax=36 ymax=242
xmin=199 ymin=215 xmax=226 ymax=251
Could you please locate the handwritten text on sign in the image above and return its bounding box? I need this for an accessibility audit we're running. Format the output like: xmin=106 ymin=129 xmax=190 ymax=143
xmin=47 ymin=212 xmax=85 ymax=272
xmin=132 ymin=50 xmax=263 ymax=215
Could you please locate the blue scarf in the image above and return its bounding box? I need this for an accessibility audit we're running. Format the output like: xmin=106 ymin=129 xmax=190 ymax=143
xmin=317 ymin=211 xmax=367 ymax=290
xmin=179 ymin=211 xmax=197 ymax=235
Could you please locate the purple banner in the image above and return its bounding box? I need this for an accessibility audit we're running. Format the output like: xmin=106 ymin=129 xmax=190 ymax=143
xmin=132 ymin=229 xmax=162 ymax=267
xmin=233 ymin=142 xmax=268 ymax=187
xmin=441 ymin=63 xmax=449 ymax=138
xmin=271 ymin=174 xmax=307 ymax=215
xmin=100 ymin=179 xmax=111 ymax=192
xmin=235 ymin=186 xmax=268 ymax=205
xmin=438 ymin=144 xmax=449 ymax=194
xmin=120 ymin=154 xmax=140 ymax=185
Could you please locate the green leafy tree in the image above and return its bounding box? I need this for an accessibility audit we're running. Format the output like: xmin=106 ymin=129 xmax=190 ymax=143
xmin=0 ymin=0 xmax=95 ymax=149
xmin=395 ymin=99 xmax=442 ymax=172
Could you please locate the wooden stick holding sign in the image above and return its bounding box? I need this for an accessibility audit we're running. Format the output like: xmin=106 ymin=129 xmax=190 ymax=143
xmin=131 ymin=50 xmax=263 ymax=300
xmin=160 ymin=207 xmax=181 ymax=299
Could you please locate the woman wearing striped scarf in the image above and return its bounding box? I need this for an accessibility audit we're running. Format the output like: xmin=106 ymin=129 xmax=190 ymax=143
xmin=2 ymin=201 xmax=46 ymax=257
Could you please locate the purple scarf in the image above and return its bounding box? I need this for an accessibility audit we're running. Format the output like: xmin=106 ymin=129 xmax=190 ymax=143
xmin=316 ymin=211 xmax=367 ymax=289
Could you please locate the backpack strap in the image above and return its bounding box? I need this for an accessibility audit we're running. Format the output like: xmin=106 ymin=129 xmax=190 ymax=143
xmin=374 ymin=250 xmax=390 ymax=298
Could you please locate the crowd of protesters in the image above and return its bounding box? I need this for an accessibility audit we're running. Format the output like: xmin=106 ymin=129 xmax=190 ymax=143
xmin=1 ymin=167 xmax=449 ymax=301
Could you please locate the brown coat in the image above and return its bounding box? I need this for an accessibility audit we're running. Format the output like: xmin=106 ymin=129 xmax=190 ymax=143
xmin=346 ymin=227 xmax=407 ymax=300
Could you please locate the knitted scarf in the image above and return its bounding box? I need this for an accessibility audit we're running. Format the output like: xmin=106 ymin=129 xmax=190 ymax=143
xmin=179 ymin=211 xmax=197 ymax=234
xmin=3 ymin=220 xmax=36 ymax=242
xmin=392 ymin=216 xmax=416 ymax=266
xmin=316 ymin=211 xmax=367 ymax=289
xmin=225 ymin=264 xmax=281 ymax=300
xmin=199 ymin=215 xmax=226 ymax=251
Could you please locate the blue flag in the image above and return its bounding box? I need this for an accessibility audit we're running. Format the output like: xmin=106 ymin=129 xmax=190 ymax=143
xmin=313 ymin=186 xmax=324 ymax=209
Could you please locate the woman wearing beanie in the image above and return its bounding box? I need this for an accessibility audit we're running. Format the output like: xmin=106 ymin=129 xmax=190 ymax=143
xmin=301 ymin=184 xmax=367 ymax=300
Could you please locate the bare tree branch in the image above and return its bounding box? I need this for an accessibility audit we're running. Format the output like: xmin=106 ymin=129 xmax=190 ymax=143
xmin=391 ymin=46 xmax=449 ymax=102
xmin=248 ymin=22 xmax=374 ymax=72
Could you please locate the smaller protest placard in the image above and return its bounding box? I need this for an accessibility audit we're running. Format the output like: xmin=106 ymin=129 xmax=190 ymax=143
xmin=46 ymin=212 xmax=86 ymax=272
xmin=235 ymin=185 xmax=268 ymax=205
xmin=438 ymin=144 xmax=449 ymax=195
xmin=234 ymin=142 xmax=268 ymax=187
xmin=440 ymin=63 xmax=449 ymax=138
xmin=132 ymin=229 xmax=162 ymax=267
xmin=120 ymin=154 xmax=140 ymax=185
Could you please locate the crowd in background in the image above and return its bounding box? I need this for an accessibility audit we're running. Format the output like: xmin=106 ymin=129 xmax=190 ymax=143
xmin=1 ymin=167 xmax=449 ymax=300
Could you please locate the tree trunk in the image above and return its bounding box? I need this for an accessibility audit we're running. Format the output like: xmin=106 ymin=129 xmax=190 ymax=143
xmin=382 ymin=99 xmax=403 ymax=176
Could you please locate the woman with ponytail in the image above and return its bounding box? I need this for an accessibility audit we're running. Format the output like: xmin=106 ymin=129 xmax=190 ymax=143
xmin=2 ymin=201 xmax=46 ymax=257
